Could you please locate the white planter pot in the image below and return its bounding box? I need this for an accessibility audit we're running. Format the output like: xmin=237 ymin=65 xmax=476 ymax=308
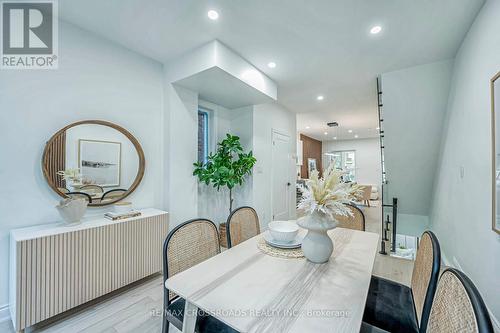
xmin=297 ymin=211 xmax=338 ymax=263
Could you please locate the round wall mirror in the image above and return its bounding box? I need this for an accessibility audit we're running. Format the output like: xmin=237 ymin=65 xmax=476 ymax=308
xmin=42 ymin=120 xmax=145 ymax=206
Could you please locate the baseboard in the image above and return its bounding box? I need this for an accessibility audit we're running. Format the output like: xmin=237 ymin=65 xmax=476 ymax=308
xmin=0 ymin=303 xmax=10 ymax=323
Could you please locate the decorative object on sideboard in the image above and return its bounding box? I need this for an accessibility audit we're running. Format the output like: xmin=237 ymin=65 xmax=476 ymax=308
xmin=42 ymin=120 xmax=145 ymax=207
xmin=297 ymin=164 xmax=362 ymax=263
xmin=104 ymin=210 xmax=141 ymax=221
xmin=55 ymin=197 xmax=88 ymax=225
xmin=56 ymin=168 xmax=82 ymax=192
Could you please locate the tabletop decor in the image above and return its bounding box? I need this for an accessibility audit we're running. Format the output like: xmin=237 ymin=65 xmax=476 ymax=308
xmin=55 ymin=197 xmax=87 ymax=225
xmin=257 ymin=237 xmax=305 ymax=259
xmin=297 ymin=164 xmax=361 ymax=263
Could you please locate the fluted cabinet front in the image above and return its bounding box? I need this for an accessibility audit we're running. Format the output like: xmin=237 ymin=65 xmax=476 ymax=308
xmin=9 ymin=210 xmax=168 ymax=331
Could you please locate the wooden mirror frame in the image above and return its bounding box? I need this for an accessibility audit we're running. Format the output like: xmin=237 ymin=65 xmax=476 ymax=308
xmin=491 ymin=71 xmax=500 ymax=234
xmin=42 ymin=120 xmax=145 ymax=207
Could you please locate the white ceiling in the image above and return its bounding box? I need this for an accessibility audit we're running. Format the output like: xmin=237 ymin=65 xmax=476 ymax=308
xmin=59 ymin=0 xmax=484 ymax=141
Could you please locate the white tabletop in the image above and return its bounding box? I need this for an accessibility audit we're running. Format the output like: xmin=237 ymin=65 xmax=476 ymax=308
xmin=165 ymin=227 xmax=379 ymax=333
xmin=10 ymin=208 xmax=168 ymax=241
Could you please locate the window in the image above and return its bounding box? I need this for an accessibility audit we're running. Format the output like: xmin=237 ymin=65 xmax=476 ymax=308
xmin=197 ymin=109 xmax=209 ymax=163
xmin=325 ymin=150 xmax=356 ymax=182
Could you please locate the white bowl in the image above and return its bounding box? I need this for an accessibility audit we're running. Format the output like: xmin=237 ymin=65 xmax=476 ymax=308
xmin=268 ymin=221 xmax=299 ymax=243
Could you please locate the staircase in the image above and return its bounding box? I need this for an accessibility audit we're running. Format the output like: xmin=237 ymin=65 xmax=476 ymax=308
xmin=376 ymin=77 xmax=398 ymax=255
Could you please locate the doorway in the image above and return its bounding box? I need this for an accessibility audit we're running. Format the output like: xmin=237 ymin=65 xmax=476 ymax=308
xmin=272 ymin=130 xmax=291 ymax=220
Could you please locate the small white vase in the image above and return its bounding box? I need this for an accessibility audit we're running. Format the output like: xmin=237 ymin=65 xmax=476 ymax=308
xmin=297 ymin=210 xmax=338 ymax=263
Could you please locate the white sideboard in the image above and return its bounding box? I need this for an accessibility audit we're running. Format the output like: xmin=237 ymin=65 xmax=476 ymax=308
xmin=9 ymin=208 xmax=169 ymax=332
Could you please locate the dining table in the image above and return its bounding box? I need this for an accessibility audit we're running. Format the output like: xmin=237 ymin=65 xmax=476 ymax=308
xmin=165 ymin=226 xmax=379 ymax=333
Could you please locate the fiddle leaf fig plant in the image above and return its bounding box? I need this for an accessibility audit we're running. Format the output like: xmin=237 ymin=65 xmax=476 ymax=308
xmin=193 ymin=133 xmax=256 ymax=213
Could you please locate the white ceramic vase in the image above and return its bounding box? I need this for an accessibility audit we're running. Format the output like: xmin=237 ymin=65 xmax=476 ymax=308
xmin=297 ymin=210 xmax=338 ymax=263
xmin=56 ymin=198 xmax=88 ymax=225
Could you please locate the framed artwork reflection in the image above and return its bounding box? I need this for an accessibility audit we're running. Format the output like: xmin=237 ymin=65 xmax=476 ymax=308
xmin=78 ymin=139 xmax=121 ymax=187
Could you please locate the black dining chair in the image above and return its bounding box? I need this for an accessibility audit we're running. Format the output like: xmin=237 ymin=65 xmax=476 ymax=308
xmin=162 ymin=218 xmax=238 ymax=333
xmin=80 ymin=184 xmax=104 ymax=194
xmin=101 ymin=188 xmax=127 ymax=201
xmin=360 ymin=265 xmax=495 ymax=333
xmin=66 ymin=191 xmax=92 ymax=203
xmin=362 ymin=231 xmax=441 ymax=333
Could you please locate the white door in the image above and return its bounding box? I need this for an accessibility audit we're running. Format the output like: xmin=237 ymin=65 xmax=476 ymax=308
xmin=272 ymin=130 xmax=291 ymax=221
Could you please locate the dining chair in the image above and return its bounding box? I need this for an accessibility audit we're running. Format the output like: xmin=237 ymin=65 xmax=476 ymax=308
xmin=335 ymin=203 xmax=365 ymax=231
xmin=80 ymin=184 xmax=104 ymax=194
xmin=362 ymin=231 xmax=441 ymax=333
xmin=226 ymin=206 xmax=260 ymax=248
xmin=66 ymin=191 xmax=92 ymax=203
xmin=101 ymin=188 xmax=127 ymax=201
xmin=426 ymin=268 xmax=493 ymax=333
xmin=361 ymin=267 xmax=495 ymax=333
xmin=162 ymin=218 xmax=237 ymax=333
xmin=359 ymin=185 xmax=373 ymax=207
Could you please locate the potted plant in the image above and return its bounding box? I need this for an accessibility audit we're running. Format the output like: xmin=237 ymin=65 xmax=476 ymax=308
xmin=193 ymin=134 xmax=256 ymax=245
xmin=297 ymin=164 xmax=362 ymax=263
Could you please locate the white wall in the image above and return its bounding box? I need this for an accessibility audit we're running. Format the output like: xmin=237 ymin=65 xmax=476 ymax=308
xmin=381 ymin=60 xmax=454 ymax=216
xmin=429 ymin=0 xmax=500 ymax=321
xmin=322 ymin=138 xmax=382 ymax=190
xmin=0 ymin=21 xmax=164 ymax=311
xmin=163 ymin=84 xmax=199 ymax=227
xmin=253 ymin=103 xmax=297 ymax=229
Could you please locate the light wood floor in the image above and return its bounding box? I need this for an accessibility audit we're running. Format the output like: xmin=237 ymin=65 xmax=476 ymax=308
xmin=1 ymin=202 xmax=412 ymax=333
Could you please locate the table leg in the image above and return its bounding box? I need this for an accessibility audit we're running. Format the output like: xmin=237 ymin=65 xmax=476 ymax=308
xmin=182 ymin=300 xmax=198 ymax=333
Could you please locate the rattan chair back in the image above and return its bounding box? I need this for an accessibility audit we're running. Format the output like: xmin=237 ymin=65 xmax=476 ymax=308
xmin=335 ymin=203 xmax=365 ymax=231
xmin=427 ymin=268 xmax=493 ymax=333
xmin=226 ymin=206 xmax=260 ymax=248
xmin=410 ymin=231 xmax=441 ymax=332
xmin=163 ymin=219 xmax=220 ymax=301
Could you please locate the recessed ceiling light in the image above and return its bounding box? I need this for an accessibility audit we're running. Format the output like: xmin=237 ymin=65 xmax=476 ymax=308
xmin=376 ymin=127 xmax=380 ymax=130
xmin=348 ymin=129 xmax=353 ymax=133
xmin=207 ymin=10 xmax=219 ymax=20
xmin=317 ymin=95 xmax=324 ymax=101
xmin=324 ymin=132 xmax=328 ymax=135
xmin=354 ymin=134 xmax=359 ymax=138
xmin=305 ymin=126 xmax=310 ymax=129
xmin=370 ymin=26 xmax=382 ymax=34
xmin=333 ymin=136 xmax=337 ymax=140
xmin=268 ymin=62 xmax=276 ymax=68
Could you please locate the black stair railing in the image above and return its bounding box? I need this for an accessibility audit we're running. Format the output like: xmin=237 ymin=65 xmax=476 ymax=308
xmin=376 ymin=77 xmax=398 ymax=254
